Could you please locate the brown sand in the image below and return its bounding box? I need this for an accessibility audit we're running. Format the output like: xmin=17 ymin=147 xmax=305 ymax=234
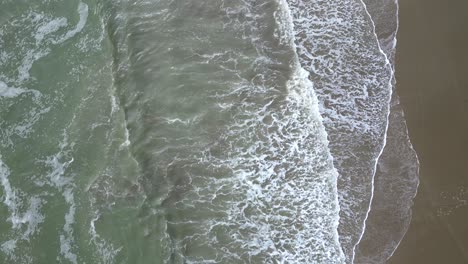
xmin=388 ymin=0 xmax=468 ymax=263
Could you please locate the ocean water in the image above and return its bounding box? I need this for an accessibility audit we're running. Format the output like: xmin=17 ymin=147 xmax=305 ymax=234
xmin=0 ymin=0 xmax=418 ymax=263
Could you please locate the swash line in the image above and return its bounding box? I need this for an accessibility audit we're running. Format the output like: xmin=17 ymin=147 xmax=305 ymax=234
xmin=351 ymin=0 xmax=396 ymax=263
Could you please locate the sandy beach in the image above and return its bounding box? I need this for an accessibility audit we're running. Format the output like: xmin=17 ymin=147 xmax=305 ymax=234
xmin=388 ymin=0 xmax=468 ymax=263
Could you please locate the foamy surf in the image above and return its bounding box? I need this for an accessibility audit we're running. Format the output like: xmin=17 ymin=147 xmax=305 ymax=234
xmin=286 ymin=0 xmax=394 ymax=262
xmin=103 ymin=0 xmax=345 ymax=262
xmin=0 ymin=0 xmax=420 ymax=263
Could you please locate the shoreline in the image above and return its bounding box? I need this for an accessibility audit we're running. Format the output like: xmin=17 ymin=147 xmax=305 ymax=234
xmin=388 ymin=0 xmax=468 ymax=262
xmin=354 ymin=1 xmax=420 ymax=262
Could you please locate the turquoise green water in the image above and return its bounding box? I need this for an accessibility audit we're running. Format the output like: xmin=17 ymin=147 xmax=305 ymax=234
xmin=0 ymin=1 xmax=141 ymax=262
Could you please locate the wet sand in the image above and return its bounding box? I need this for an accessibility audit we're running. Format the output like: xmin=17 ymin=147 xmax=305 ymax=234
xmin=388 ymin=0 xmax=468 ymax=263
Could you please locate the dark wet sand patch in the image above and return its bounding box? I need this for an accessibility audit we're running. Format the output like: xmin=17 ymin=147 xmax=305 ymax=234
xmin=389 ymin=0 xmax=468 ymax=263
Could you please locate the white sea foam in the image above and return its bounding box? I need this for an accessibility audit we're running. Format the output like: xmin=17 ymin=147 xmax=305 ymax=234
xmin=110 ymin=95 xmax=119 ymax=115
xmin=0 ymin=51 xmax=9 ymax=65
xmin=0 ymin=240 xmax=16 ymax=257
xmin=120 ymin=126 xmax=131 ymax=148
xmin=15 ymin=2 xmax=88 ymax=83
xmin=0 ymin=81 xmax=39 ymax=98
xmin=0 ymin=3 xmax=89 ymax=151
xmin=0 ymin=1 xmax=105 ymax=262
xmin=17 ymin=49 xmax=48 ymax=83
xmin=11 ymin=106 xmax=51 ymax=140
xmin=286 ymin=0 xmax=394 ymax=262
xmin=59 ymin=188 xmax=77 ymax=264
xmin=43 ymin=150 xmax=74 ymax=188
xmin=276 ymin=0 xmax=344 ymax=258
xmin=0 ymin=157 xmax=18 ymax=214
xmin=0 ymin=155 xmax=46 ymax=248
xmin=53 ymin=2 xmax=89 ymax=44
xmin=18 ymin=197 xmax=45 ymax=240
xmin=37 ymin=132 xmax=79 ymax=263
xmin=88 ymin=212 xmax=122 ymax=263
xmin=437 ymin=186 xmax=468 ymax=216
xmin=35 ymin=17 xmax=68 ymax=44
xmin=0 ymin=11 xmax=56 ymax=143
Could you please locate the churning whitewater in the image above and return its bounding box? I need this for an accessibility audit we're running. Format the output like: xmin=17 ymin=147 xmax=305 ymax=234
xmin=0 ymin=0 xmax=419 ymax=263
